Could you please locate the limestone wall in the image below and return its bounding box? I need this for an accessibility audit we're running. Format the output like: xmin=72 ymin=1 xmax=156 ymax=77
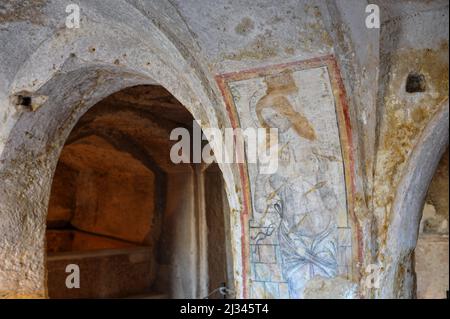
xmin=415 ymin=149 xmax=449 ymax=299
xmin=0 ymin=0 xmax=448 ymax=298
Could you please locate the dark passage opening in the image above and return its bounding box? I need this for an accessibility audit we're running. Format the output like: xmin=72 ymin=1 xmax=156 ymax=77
xmin=46 ymin=85 xmax=233 ymax=299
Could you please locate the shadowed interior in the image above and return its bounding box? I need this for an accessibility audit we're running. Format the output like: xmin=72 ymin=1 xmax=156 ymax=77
xmin=46 ymin=85 xmax=233 ymax=299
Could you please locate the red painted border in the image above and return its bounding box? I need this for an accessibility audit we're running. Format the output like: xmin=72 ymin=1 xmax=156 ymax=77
xmin=215 ymin=55 xmax=362 ymax=298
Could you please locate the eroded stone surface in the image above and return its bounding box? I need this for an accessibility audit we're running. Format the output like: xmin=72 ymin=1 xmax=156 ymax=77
xmin=303 ymin=276 xmax=358 ymax=299
xmin=0 ymin=0 xmax=448 ymax=299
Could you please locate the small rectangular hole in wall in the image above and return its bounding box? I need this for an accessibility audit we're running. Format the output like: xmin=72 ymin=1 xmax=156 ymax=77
xmin=17 ymin=95 xmax=32 ymax=108
xmin=406 ymin=73 xmax=426 ymax=93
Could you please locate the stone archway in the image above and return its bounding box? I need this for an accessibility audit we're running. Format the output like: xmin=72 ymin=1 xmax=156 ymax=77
xmin=378 ymin=99 xmax=449 ymax=298
xmin=0 ymin=13 xmax=246 ymax=298
xmin=44 ymin=85 xmax=235 ymax=299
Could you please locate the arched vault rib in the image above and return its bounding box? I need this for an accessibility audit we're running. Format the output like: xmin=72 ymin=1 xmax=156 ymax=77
xmin=0 ymin=11 xmax=246 ymax=296
xmin=378 ymin=99 xmax=449 ymax=298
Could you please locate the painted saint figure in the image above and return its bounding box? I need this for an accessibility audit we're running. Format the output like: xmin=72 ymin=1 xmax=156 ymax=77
xmin=253 ymin=71 xmax=339 ymax=298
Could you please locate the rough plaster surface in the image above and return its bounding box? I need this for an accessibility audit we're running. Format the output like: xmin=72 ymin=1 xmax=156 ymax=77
xmin=303 ymin=276 xmax=358 ymax=299
xmin=0 ymin=0 xmax=448 ymax=298
xmin=415 ymin=234 xmax=449 ymax=299
xmin=47 ymin=246 xmax=156 ymax=298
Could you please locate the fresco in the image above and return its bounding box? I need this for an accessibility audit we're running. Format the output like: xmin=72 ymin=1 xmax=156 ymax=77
xmin=218 ymin=57 xmax=354 ymax=298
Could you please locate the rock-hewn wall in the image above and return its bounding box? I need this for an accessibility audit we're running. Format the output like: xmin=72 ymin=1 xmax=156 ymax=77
xmin=415 ymin=149 xmax=449 ymax=298
xmin=0 ymin=0 xmax=448 ymax=298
